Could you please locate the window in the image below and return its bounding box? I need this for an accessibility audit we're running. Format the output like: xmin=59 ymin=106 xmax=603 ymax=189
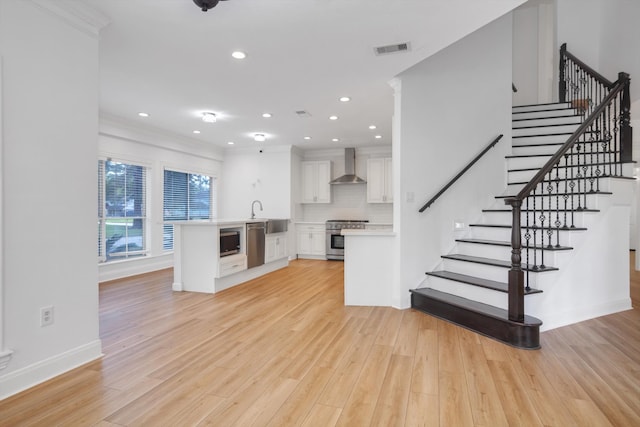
xmin=98 ymin=160 xmax=147 ymax=262
xmin=163 ymin=170 xmax=213 ymax=250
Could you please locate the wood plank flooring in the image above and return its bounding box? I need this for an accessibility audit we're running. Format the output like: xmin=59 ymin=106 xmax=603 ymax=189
xmin=1 ymin=258 xmax=640 ymax=426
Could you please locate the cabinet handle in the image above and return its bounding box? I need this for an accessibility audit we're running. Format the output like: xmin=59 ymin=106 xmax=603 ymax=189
xmin=313 ymin=196 xmax=317 ymax=202
xmin=309 ymin=233 xmax=312 ymax=239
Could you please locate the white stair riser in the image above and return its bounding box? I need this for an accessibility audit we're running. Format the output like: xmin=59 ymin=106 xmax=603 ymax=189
xmin=496 ymin=193 xmax=608 ymax=211
xmin=512 ymin=124 xmax=580 ymax=137
xmin=441 ymin=258 xmax=511 ymax=282
xmin=456 ymin=241 xmax=560 ymax=266
xmin=512 ymin=109 xmax=579 ymax=119
xmin=513 ymin=134 xmax=574 ymax=145
xmin=513 ymin=116 xmax=582 ymax=128
xmin=507 ymin=156 xmax=552 ymax=170
xmin=469 ymin=226 xmax=577 ymax=247
xmin=481 ymin=210 xmax=591 ymax=228
xmin=507 ymin=177 xmax=615 ymax=193
xmin=512 ymin=143 xmax=612 ymax=156
xmin=425 ymin=276 xmax=508 ymax=309
xmin=512 ymin=103 xmax=572 ymax=113
xmin=505 ymin=155 xmax=612 ymax=170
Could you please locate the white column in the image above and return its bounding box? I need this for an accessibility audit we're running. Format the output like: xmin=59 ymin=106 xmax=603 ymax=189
xmin=0 ymin=57 xmax=14 ymax=370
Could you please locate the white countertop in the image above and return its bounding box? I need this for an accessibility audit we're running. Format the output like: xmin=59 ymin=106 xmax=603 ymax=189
xmin=341 ymin=229 xmax=396 ymax=237
xmin=169 ymin=218 xmax=288 ymax=226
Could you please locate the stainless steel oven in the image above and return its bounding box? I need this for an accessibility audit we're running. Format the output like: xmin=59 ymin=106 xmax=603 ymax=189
xmin=325 ymin=220 xmax=368 ymax=260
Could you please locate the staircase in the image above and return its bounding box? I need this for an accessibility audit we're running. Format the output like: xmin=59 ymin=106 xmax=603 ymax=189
xmin=410 ymin=100 xmax=634 ymax=349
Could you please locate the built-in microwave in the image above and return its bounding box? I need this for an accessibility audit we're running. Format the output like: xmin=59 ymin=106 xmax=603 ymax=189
xmin=220 ymin=230 xmax=240 ymax=257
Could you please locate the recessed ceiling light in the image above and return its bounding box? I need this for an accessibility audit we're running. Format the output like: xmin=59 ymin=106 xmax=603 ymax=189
xmin=303 ymin=136 xmax=311 ymax=140
xmin=201 ymin=112 xmax=216 ymax=123
xmin=329 ymin=115 xmax=338 ymax=120
xmin=231 ymin=51 xmax=247 ymax=59
xmin=339 ymin=96 xmax=351 ymax=102
xmin=369 ymin=125 xmax=376 ymax=130
xmin=254 ymin=133 xmax=266 ymax=142
xmin=227 ymin=141 xmax=234 ymax=145
xmin=193 ymin=130 xmax=201 ymax=134
xmin=137 ymin=112 xmax=149 ymax=117
xmin=332 ymin=138 xmax=339 ymax=142
xmin=262 ymin=113 xmax=272 ymax=118
xmin=375 ymin=135 xmax=382 ymax=139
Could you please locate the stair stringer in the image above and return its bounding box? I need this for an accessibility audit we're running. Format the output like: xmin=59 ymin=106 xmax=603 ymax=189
xmin=523 ymin=179 xmax=634 ymax=331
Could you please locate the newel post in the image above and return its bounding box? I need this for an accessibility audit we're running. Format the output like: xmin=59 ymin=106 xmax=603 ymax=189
xmin=619 ymin=72 xmax=633 ymax=162
xmin=559 ymin=43 xmax=567 ymax=103
xmin=505 ymin=198 xmax=525 ymax=323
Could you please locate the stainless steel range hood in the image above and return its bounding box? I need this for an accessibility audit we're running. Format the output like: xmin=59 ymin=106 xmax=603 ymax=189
xmin=330 ymin=148 xmax=366 ymax=184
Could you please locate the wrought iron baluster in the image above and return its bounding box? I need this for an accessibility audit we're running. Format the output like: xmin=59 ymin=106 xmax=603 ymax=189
xmin=555 ymin=163 xmax=561 ymax=247
xmin=614 ymin=91 xmax=621 ymax=176
xmin=569 ymin=149 xmax=576 ymax=227
xmin=532 ymin=186 xmax=538 ymax=270
xmin=562 ymin=154 xmax=569 ymax=228
xmin=524 ymin=197 xmax=530 ymax=291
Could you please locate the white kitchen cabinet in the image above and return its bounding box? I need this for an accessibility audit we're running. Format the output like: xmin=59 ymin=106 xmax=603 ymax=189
xmin=301 ymin=161 xmax=332 ymax=203
xmin=217 ymin=253 xmax=247 ymax=278
xmin=265 ymin=232 xmax=288 ymax=263
xmin=367 ymin=157 xmax=393 ymax=203
xmin=296 ymin=224 xmax=326 ymax=258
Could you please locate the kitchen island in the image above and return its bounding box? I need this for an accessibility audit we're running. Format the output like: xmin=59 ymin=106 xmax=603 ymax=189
xmin=171 ymin=219 xmax=289 ymax=294
xmin=342 ymin=228 xmax=396 ymax=306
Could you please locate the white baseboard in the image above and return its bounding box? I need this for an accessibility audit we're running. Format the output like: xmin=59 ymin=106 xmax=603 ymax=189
xmin=540 ymin=298 xmax=632 ymax=332
xmin=99 ymin=254 xmax=173 ymax=282
xmin=0 ymin=340 xmax=103 ymax=400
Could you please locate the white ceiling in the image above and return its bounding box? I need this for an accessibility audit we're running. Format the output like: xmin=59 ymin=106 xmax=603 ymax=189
xmin=85 ymin=0 xmax=523 ymax=151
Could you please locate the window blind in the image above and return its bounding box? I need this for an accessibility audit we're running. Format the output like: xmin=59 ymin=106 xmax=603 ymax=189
xmin=163 ymin=170 xmax=213 ymax=250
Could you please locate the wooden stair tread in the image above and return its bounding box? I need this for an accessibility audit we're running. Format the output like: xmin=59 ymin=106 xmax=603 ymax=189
xmin=508 ymin=160 xmax=635 ymax=172
xmin=411 ymin=288 xmax=542 ymax=324
xmin=495 ymin=191 xmax=612 ymax=198
xmin=426 ymin=270 xmax=543 ymax=294
xmin=512 ymin=115 xmax=581 ymax=122
xmin=483 ymin=208 xmax=599 ymax=213
xmin=442 ymin=253 xmax=559 ymax=272
xmin=469 ymin=224 xmax=587 ymax=232
xmin=456 ymin=238 xmax=573 ymax=251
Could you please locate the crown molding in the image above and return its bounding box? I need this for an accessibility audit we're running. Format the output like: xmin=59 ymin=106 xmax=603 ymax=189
xmin=30 ymin=0 xmax=110 ymax=38
xmin=99 ymin=113 xmax=225 ymax=162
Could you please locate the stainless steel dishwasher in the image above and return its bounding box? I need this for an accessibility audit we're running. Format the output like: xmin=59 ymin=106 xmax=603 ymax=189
xmin=246 ymin=222 xmax=265 ymax=268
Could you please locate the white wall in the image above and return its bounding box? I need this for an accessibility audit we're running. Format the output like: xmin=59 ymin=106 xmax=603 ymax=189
xmin=219 ymin=146 xmax=292 ymax=220
xmin=98 ymin=116 xmax=224 ymax=282
xmin=556 ymin=0 xmax=602 ymax=72
xmin=513 ymin=4 xmax=540 ymax=105
xmin=597 ymin=0 xmax=640 ymax=103
xmin=0 ymin=0 xmax=102 ymax=398
xmin=394 ymin=13 xmax=514 ymax=308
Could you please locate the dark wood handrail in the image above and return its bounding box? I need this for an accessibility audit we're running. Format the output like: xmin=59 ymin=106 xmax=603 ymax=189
xmin=419 ymin=134 xmax=503 ymax=212
xmin=506 ymin=75 xmax=628 ymax=204
xmin=561 ymin=43 xmax=615 ymax=89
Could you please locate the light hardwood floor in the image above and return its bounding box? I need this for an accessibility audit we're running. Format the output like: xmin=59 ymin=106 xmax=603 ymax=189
xmin=1 ymin=258 xmax=640 ymax=426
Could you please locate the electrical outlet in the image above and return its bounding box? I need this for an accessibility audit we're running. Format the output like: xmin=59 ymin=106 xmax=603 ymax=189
xmin=40 ymin=306 xmax=54 ymax=327
xmin=454 ymin=221 xmax=466 ymax=230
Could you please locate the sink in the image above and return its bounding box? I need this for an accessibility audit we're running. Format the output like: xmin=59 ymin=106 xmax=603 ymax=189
xmin=265 ymin=219 xmax=289 ymax=234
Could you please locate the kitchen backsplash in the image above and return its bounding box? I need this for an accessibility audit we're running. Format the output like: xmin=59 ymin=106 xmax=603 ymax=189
xmin=300 ymin=183 xmax=393 ymax=223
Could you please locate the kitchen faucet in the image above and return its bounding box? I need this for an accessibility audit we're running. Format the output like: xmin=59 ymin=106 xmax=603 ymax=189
xmin=250 ymin=200 xmax=263 ymax=219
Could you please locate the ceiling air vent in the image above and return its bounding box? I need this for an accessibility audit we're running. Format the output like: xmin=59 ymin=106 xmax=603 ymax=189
xmin=295 ymin=110 xmax=312 ymax=118
xmin=374 ymin=42 xmax=411 ymax=56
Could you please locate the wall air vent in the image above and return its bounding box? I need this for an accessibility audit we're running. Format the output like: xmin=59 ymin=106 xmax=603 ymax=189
xmin=374 ymin=42 xmax=411 ymax=56
xmin=295 ymin=110 xmax=312 ymax=118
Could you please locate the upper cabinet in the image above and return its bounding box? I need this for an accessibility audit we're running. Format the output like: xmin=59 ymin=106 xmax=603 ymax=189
xmin=301 ymin=160 xmax=332 ymax=203
xmin=367 ymin=158 xmax=393 ymax=203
